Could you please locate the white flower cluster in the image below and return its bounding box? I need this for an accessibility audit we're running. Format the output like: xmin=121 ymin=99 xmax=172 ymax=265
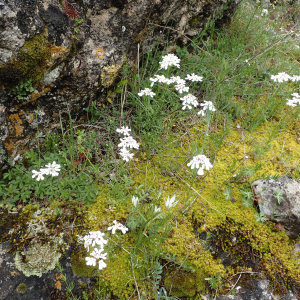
xmin=32 ymin=161 xmax=61 ymax=181
xmin=197 ymin=101 xmax=216 ymax=116
xmin=180 ymin=94 xmax=199 ymax=110
xmin=287 ymin=93 xmax=300 ymax=107
xmin=271 ymin=72 xmax=300 ymax=83
xmin=150 ymin=74 xmax=173 ymax=87
xmin=139 ymin=54 xmax=212 ymax=116
xmin=186 ymin=73 xmax=203 ymax=82
xmin=108 ymin=220 xmax=129 ymax=234
xmin=79 ymin=221 xmax=128 ymax=270
xmin=138 ymin=88 xmax=156 ymax=98
xmin=159 ymin=53 xmax=181 ymax=70
xmin=116 ymin=126 xmax=139 ymax=162
xmin=187 ymin=154 xmax=213 ymax=175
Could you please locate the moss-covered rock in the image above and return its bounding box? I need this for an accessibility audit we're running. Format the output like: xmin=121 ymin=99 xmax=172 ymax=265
xmin=16 ymin=283 xmax=27 ymax=294
xmin=0 ymin=32 xmax=51 ymax=87
xmin=71 ymin=252 xmax=97 ymax=277
xmin=164 ymin=268 xmax=206 ymax=298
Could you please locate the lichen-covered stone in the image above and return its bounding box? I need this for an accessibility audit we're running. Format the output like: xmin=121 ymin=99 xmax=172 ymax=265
xmin=14 ymin=234 xmax=64 ymax=277
xmin=252 ymin=175 xmax=300 ymax=239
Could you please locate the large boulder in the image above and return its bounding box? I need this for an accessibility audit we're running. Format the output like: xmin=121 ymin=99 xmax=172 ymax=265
xmin=0 ymin=0 xmax=239 ymax=168
xmin=252 ymin=175 xmax=300 ymax=239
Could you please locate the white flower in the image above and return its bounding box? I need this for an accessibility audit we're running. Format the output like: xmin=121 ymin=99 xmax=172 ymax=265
xmin=132 ymin=196 xmax=139 ymax=207
xmin=187 ymin=154 xmax=213 ymax=175
xmin=122 ymin=26 xmax=126 ymax=32
xmin=32 ymin=169 xmax=47 ymax=181
xmin=154 ymin=205 xmax=161 ymax=213
xmin=83 ymin=234 xmax=93 ymax=252
xmin=98 ymin=259 xmax=107 ymax=270
xmin=198 ymin=101 xmax=216 ymax=116
xmin=107 ymin=220 xmax=129 ymax=234
xmin=287 ymin=92 xmax=300 ymax=107
xmin=85 ymin=257 xmax=97 ymax=266
xmin=165 ymin=195 xmax=178 ymax=209
xmin=291 ymin=75 xmax=300 ymax=82
xmin=119 ymin=148 xmax=134 ymax=162
xmin=149 ymin=75 xmax=173 ymax=87
xmin=91 ymin=248 xmax=107 ymax=260
xmin=90 ymin=231 xmax=108 ymax=249
xmin=185 ymin=73 xmax=203 ymax=82
xmin=116 ymin=126 xmax=131 ymax=136
xmin=44 ymin=161 xmax=61 ymax=177
xmin=174 ymin=83 xmax=189 ymax=94
xmin=170 ymin=76 xmax=185 ymax=85
xmin=138 ymin=88 xmax=156 ymax=98
xmin=159 ymin=54 xmax=180 ymax=70
xmin=270 ymin=72 xmax=291 ymax=83
xmin=180 ymin=94 xmax=198 ymax=110
xmin=261 ymin=9 xmax=268 ymax=16
xmin=245 ymin=59 xmax=250 ymax=66
xmin=118 ymin=136 xmax=139 ymax=149
xmin=83 ymin=231 xmax=107 ymax=251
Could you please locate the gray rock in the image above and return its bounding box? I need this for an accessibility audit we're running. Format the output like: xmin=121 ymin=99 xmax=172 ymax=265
xmin=0 ymin=0 xmax=240 ymax=168
xmin=202 ymin=279 xmax=297 ymax=300
xmin=0 ymin=241 xmax=93 ymax=300
xmin=252 ymin=175 xmax=300 ymax=239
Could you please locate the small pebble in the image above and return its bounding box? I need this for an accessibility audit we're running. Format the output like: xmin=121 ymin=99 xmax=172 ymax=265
xmin=294 ymin=243 xmax=300 ymax=252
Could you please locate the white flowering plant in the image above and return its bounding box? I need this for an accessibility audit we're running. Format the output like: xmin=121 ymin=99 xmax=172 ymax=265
xmin=125 ymin=192 xmax=178 ymax=255
xmin=78 ymin=221 xmax=128 ymax=271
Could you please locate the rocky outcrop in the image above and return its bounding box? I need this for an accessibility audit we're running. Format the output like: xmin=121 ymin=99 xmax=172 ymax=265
xmin=252 ymin=175 xmax=300 ymax=239
xmin=0 ymin=0 xmax=239 ymax=168
xmin=203 ymin=279 xmax=297 ymax=299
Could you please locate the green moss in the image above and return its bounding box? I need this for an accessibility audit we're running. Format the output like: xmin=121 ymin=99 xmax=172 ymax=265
xmin=0 ymin=32 xmax=51 ymax=87
xmin=128 ymin=119 xmax=300 ymax=285
xmin=100 ymin=248 xmax=134 ymax=299
xmin=88 ymin=186 xmax=129 ymax=231
xmin=86 ymin=114 xmax=300 ymax=296
xmin=164 ymin=268 xmax=206 ymax=298
xmin=16 ymin=283 xmax=27 ymax=294
xmin=71 ymin=252 xmax=97 ymax=277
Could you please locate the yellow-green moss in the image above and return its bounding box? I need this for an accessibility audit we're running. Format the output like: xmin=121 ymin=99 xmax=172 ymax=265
xmin=86 ymin=114 xmax=300 ymax=296
xmin=100 ymin=248 xmax=134 ymax=299
xmin=16 ymin=283 xmax=27 ymax=294
xmin=0 ymin=31 xmax=52 ymax=87
xmin=71 ymin=252 xmax=97 ymax=277
xmin=164 ymin=268 xmax=206 ymax=298
xmin=87 ymin=186 xmax=129 ymax=231
xmin=128 ymin=118 xmax=300 ymax=284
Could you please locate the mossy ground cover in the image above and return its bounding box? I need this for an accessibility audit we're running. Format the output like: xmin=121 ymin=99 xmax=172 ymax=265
xmin=2 ymin=0 xmax=300 ymax=299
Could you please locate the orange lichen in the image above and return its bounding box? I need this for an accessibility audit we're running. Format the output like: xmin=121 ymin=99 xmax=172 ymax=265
xmin=54 ymin=280 xmax=62 ymax=290
xmin=95 ymin=48 xmax=105 ymax=59
xmin=8 ymin=113 xmax=23 ymax=137
xmin=49 ymin=45 xmax=69 ymax=66
xmin=28 ymin=87 xmax=50 ymax=103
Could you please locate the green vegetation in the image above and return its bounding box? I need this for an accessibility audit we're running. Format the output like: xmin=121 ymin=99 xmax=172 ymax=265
xmin=16 ymin=283 xmax=27 ymax=294
xmin=0 ymin=32 xmax=51 ymax=87
xmin=2 ymin=1 xmax=300 ymax=299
